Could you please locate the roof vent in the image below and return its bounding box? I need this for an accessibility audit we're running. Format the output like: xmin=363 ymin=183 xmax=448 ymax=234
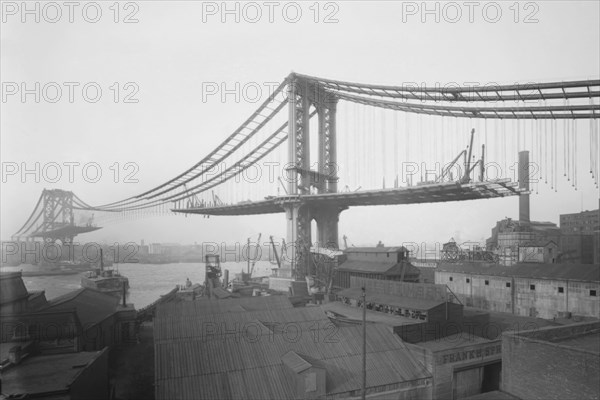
xmin=281 ymin=351 xmax=326 ymax=399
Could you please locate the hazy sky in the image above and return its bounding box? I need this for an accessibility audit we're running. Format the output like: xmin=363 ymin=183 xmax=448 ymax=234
xmin=1 ymin=1 xmax=599 ymax=252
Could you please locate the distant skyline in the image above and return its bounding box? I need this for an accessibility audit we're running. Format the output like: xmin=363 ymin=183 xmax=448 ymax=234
xmin=2 ymin=1 xmax=599 ymax=249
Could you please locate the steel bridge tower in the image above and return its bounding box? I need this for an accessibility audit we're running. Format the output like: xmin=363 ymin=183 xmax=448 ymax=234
xmin=284 ymin=74 xmax=346 ymax=279
xmin=40 ymin=189 xmax=76 ymax=244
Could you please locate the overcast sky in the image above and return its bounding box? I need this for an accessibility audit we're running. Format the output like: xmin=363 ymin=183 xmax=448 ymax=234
xmin=1 ymin=1 xmax=599 ymax=252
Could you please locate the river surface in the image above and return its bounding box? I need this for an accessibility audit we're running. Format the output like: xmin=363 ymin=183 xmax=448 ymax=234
xmin=10 ymin=261 xmax=276 ymax=308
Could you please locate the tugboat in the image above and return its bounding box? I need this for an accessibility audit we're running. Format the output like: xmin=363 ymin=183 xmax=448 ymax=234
xmin=81 ymin=249 xmax=129 ymax=298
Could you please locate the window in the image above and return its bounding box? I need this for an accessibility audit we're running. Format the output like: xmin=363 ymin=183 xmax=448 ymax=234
xmin=591 ymin=290 xmax=597 ymax=297
xmin=530 ymin=284 xmax=536 ymax=291
xmin=506 ymin=282 xmax=511 ymax=288
xmin=449 ymin=277 xmax=453 ymax=282
xmin=485 ymin=280 xmax=490 ymax=286
xmin=558 ymin=287 xmax=564 ymax=293
xmin=466 ymin=278 xmax=470 ymax=283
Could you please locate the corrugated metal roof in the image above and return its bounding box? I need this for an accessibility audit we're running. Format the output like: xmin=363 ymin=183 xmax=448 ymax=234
xmin=337 ymin=287 xmax=445 ymax=310
xmin=155 ymin=306 xmax=329 ymax=343
xmin=2 ymin=349 xmax=106 ymax=395
xmin=156 ymin=295 xmax=292 ymax=319
xmin=41 ymin=288 xmax=119 ymax=326
xmin=438 ymin=262 xmax=600 ymax=282
xmin=337 ymin=260 xmax=420 ymax=276
xmin=155 ymin=304 xmax=431 ymax=399
xmin=345 ymin=247 xmax=408 ymax=253
xmin=337 ymin=260 xmax=395 ymax=274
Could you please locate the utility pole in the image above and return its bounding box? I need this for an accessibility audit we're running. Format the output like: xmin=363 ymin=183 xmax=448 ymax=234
xmin=247 ymin=237 xmax=251 ymax=275
xmin=362 ymin=286 xmax=367 ymax=400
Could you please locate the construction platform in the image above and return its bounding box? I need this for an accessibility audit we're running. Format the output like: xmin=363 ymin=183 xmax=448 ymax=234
xmin=173 ymin=179 xmax=524 ymax=216
xmin=30 ymin=225 xmax=101 ymax=239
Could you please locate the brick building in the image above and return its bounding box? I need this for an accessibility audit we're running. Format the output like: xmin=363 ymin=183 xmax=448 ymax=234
xmin=560 ymin=209 xmax=599 ymax=234
xmin=435 ymin=262 xmax=600 ymax=319
xmin=559 ymin=208 xmax=599 ymax=264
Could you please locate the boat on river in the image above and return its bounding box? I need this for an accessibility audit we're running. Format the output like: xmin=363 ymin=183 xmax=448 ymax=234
xmin=81 ymin=250 xmax=129 ymax=298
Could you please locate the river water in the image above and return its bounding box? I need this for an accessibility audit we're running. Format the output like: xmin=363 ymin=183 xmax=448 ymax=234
xmin=15 ymin=261 xmax=276 ymax=308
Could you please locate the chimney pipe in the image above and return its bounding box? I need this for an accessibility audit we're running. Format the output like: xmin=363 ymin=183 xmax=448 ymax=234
xmin=8 ymin=346 xmax=22 ymax=365
xmin=518 ymin=151 xmax=530 ymax=225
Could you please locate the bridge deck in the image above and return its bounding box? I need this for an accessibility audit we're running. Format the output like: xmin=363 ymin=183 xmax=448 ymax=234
xmin=174 ymin=180 xmax=523 ymax=216
xmin=30 ymin=225 xmax=101 ymax=238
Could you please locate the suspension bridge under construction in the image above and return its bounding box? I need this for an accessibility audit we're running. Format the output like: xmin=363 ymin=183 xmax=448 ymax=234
xmin=12 ymin=73 xmax=600 ymax=278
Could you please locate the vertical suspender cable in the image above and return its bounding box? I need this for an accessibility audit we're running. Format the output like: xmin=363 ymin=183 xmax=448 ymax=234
xmin=573 ymin=119 xmax=577 ymax=189
xmin=564 ymin=118 xmax=567 ymax=177
xmin=381 ymin=108 xmax=386 ymax=187
xmin=394 ymin=110 xmax=398 ymax=185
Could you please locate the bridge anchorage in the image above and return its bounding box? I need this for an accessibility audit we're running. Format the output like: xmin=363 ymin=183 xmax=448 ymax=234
xmin=14 ymin=73 xmax=600 ymax=278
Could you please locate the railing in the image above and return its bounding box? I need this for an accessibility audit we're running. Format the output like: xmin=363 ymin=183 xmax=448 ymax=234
xmin=445 ymin=285 xmax=463 ymax=306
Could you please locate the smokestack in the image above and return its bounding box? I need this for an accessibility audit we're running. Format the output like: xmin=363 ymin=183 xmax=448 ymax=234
xmin=518 ymin=151 xmax=530 ymax=225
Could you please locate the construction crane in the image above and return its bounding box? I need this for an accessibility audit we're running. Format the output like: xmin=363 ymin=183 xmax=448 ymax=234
xmin=212 ymin=190 xmax=223 ymax=206
xmin=437 ymin=128 xmax=485 ymax=184
xmin=249 ymin=233 xmax=262 ymax=278
xmin=269 ymin=235 xmax=281 ymax=268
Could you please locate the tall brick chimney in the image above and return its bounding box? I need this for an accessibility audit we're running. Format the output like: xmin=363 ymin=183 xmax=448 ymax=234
xmin=518 ymin=151 xmax=530 ymax=225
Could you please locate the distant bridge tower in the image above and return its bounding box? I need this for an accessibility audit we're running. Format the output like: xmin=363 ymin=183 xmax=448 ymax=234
xmin=13 ymin=189 xmax=101 ymax=245
xmin=284 ymin=74 xmax=346 ymax=278
xmin=40 ymin=189 xmax=75 ymax=244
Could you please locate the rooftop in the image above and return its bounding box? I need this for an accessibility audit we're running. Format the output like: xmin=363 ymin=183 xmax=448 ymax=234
xmin=156 ymin=294 xmax=292 ymax=319
xmin=552 ymin=332 xmax=600 ymax=353
xmin=2 ymin=349 xmax=106 ymax=396
xmin=416 ymin=334 xmax=496 ymax=352
xmin=155 ymin=305 xmax=328 ymax=343
xmin=438 ymin=262 xmax=600 ymax=282
xmin=155 ymin=298 xmax=432 ymax=399
xmin=41 ymin=288 xmax=120 ymax=326
xmin=0 ymin=271 xmax=28 ymax=305
xmin=321 ymin=302 xmax=422 ymax=327
xmin=337 ymin=260 xmax=420 ymax=276
xmin=345 ymin=246 xmax=408 ymax=253
xmin=504 ymin=321 xmax=600 ymax=355
xmin=337 ymin=287 xmax=447 ymax=310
